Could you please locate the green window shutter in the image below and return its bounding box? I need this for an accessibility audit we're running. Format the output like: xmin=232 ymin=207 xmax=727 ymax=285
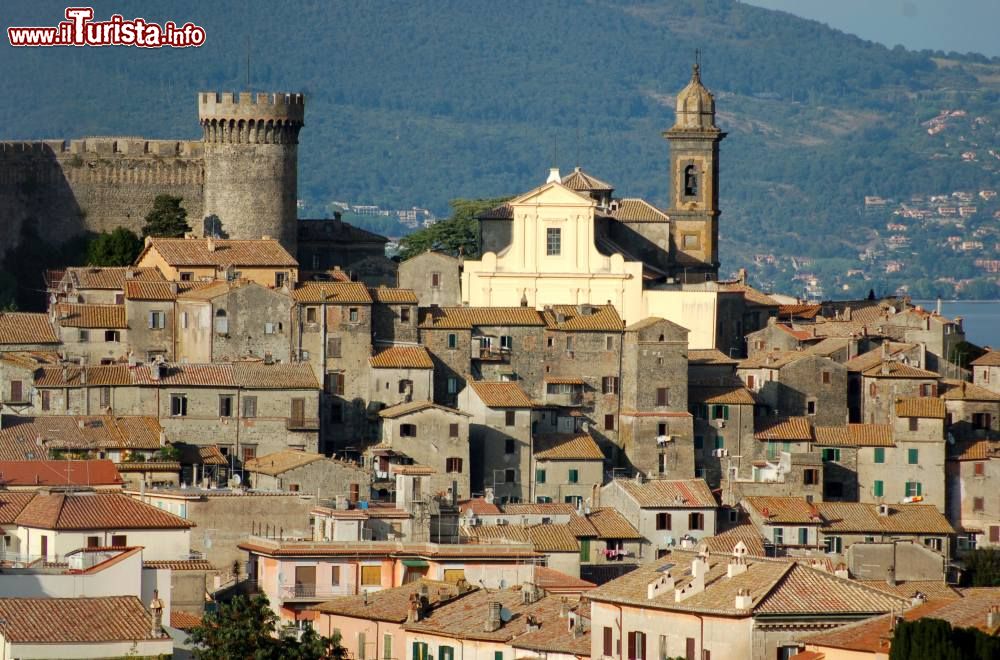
xmin=440 ymin=646 xmax=453 ymax=660
xmin=908 ymin=448 xmax=919 ymax=464
xmin=568 ymin=469 xmax=579 ymax=484
xmin=359 ymin=633 xmax=367 ymax=660
xmin=714 ymin=436 xmax=724 ymax=450
xmin=874 ymin=448 xmax=884 ymax=464
xmin=535 ymin=469 xmax=546 ymax=484
xmin=874 ymin=480 xmax=884 ymax=497
xmin=916 ymin=482 xmax=922 ymax=496
xmin=580 ymin=538 xmax=590 ymax=562
xmin=782 ymin=441 xmax=791 ymax=453
xmin=798 ymin=528 xmax=808 ymax=545
xmin=495 ymin=652 xmax=503 ymax=660
xmin=723 ymin=405 xmax=730 ymax=420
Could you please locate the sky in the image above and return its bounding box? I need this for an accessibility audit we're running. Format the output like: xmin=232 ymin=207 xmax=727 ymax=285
xmin=744 ymin=0 xmax=1000 ymax=58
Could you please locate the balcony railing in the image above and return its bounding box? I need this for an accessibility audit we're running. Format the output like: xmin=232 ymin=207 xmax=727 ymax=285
xmin=286 ymin=417 xmax=321 ymax=431
xmin=278 ymin=583 xmax=353 ymax=601
xmin=474 ymin=347 xmax=510 ymax=362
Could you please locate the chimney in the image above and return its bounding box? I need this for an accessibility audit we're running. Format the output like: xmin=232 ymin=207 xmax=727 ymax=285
xmin=675 ymin=556 xmax=708 ymax=602
xmin=522 ymin=582 xmax=540 ymax=604
xmin=647 ymin=571 xmax=674 ymax=599
xmin=484 ymin=488 xmax=495 ymax=505
xmin=936 ymin=298 xmax=942 ymax=316
xmin=170 ymin=282 xmax=178 ymax=295
xmin=149 ymin=590 xmax=164 ymax=637
xmin=886 ymin=566 xmax=897 ymax=587
xmin=546 ymin=167 xmax=561 ymax=184
xmin=877 ymin=503 xmax=891 ymax=517
xmin=843 ymin=306 xmax=852 ymax=322
xmin=484 ymin=601 xmax=502 ymax=632
xmin=737 ymin=268 xmax=747 ymax=285
xmin=80 ymin=368 xmax=87 ymax=385
xmin=406 ymin=592 xmax=422 ymax=623
xmin=125 ymin=268 xmax=135 ymax=280
xmin=727 ymin=555 xmax=748 ymax=578
xmin=525 ymin=614 xmax=540 ymax=633
xmin=834 ymin=564 xmax=849 ymax=580
xmin=987 ymin=605 xmax=999 ymax=630
xmin=559 ymin=599 xmax=571 ymax=618
xmin=150 ymin=362 xmax=161 ymax=381
xmin=144 ymin=235 xmax=153 ymax=247
xmin=734 ymin=588 xmax=753 ymax=611
xmin=206 ymin=237 xmax=216 ymax=253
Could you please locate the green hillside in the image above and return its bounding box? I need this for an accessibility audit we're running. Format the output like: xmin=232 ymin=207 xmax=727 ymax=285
xmin=2 ymin=0 xmax=999 ymax=298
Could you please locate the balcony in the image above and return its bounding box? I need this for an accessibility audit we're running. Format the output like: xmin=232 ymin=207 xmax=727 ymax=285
xmin=278 ymin=583 xmax=353 ymax=602
xmin=286 ymin=417 xmax=321 ymax=431
xmin=473 ymin=347 xmax=511 ymax=363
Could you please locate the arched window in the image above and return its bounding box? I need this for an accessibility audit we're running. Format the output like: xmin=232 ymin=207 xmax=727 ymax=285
xmin=214 ymin=309 xmax=228 ymax=335
xmin=684 ymin=164 xmax=698 ymax=197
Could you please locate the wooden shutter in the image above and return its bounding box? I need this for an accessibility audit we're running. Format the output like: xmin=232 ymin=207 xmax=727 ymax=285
xmin=290 ymin=398 xmax=305 ymax=424
xmin=603 ymin=627 xmax=613 ymax=656
xmin=685 ymin=638 xmax=695 ymax=660
xmin=627 ymin=631 xmax=636 ymax=660
xmin=327 ymin=337 xmax=342 ymax=357
xmin=9 ymin=380 xmax=22 ymax=402
xmin=640 ymin=633 xmax=646 ymax=660
xmin=990 ymin=526 xmax=999 ymax=543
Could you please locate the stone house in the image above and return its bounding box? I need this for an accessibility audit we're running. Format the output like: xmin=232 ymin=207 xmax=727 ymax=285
xmin=175 ymin=280 xmax=294 ymax=363
xmin=0 ymin=313 xmax=61 ymax=354
xmin=618 ymin=317 xmax=693 ymax=479
xmin=586 ymin=549 xmax=905 ymax=660
xmin=879 ymin=397 xmax=947 ymax=511
xmin=292 ymin=282 xmax=374 ymax=454
xmin=369 ymin=287 xmax=419 ymax=344
xmin=134 ymin=236 xmax=299 ymax=288
xmin=745 ymin=319 xmax=817 ymax=356
xmin=714 ymin=280 xmax=781 ymax=358
xmin=939 ymin=379 xmax=1000 ymax=441
xmin=843 ymin=342 xmax=924 ymax=422
xmin=741 ymin=496 xmax=824 ymax=553
xmin=244 ymin=449 xmax=370 ymax=497
xmin=876 ymin=306 xmax=966 ymax=376
xmin=750 ymin=417 xmax=815 ymax=471
xmin=460 ymin=522 xmax=583 ymax=577
xmin=688 ymin=349 xmax=739 ymax=385
xmin=738 ymin=352 xmax=848 ymax=426
xmin=369 ymin=345 xmax=435 ymax=408
xmin=532 ymin=432 xmax=605 ymax=506
xmin=598 ymin=478 xmax=718 ymax=561
xmin=858 ymin=359 xmax=940 ymax=425
xmin=377 ymin=401 xmax=471 ymax=499
xmin=0 ymin=352 xmax=60 ymax=416
xmin=123 ymin=280 xmax=188 ymax=361
xmin=52 ymin=303 xmax=129 ymax=364
xmin=946 ymin=439 xmax=1000 ymax=550
xmin=296 ymin=216 xmax=388 ymax=275
xmin=812 ymin=423 xmax=894 ymax=501
xmin=46 ymin=266 xmax=163 ymax=306
xmin=970 ymin=349 xmax=1000 ymax=395
xmin=688 ymin=383 xmax=755 ymax=487
xmin=397 ymin=251 xmax=462 ymax=308
xmin=459 ymin=380 xmax=553 ymax=503
xmin=575 ymin=506 xmax=643 ymax=569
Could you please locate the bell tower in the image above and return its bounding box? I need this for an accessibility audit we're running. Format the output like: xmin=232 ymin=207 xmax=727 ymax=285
xmin=665 ymin=60 xmax=725 ymax=282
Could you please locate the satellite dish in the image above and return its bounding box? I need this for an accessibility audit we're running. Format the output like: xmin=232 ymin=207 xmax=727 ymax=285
xmin=499 ymin=607 xmax=513 ymax=623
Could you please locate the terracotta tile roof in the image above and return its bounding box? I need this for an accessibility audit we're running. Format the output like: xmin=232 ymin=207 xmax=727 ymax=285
xmin=843 ymin=343 xmax=916 ymax=372
xmin=232 ymin=362 xmax=319 ymax=389
xmin=116 ymin=461 xmax=181 ymax=472
xmin=754 ymin=417 xmax=814 ymax=441
xmin=141 ymin=237 xmax=297 ymax=267
xmin=561 ymin=167 xmax=614 ymax=192
xmin=369 ymin=345 xmax=434 ymax=369
xmin=613 ymin=478 xmax=716 ymax=508
xmin=510 ymin=606 xmax=591 ymax=656
xmin=0 ymin=351 xmax=61 ymax=370
xmin=468 ymin=381 xmax=535 ymax=408
xmin=531 ymin=566 xmax=596 ymax=592
xmin=855 ymin=580 xmax=961 ymax=601
xmin=369 ymin=286 xmax=419 ymax=303
xmin=542 ymin=376 xmax=586 ymax=385
xmin=292 ymin=281 xmax=372 ymax=304
xmin=239 ymin=539 xmax=541 ymax=559
xmin=124 ymin=280 xmax=213 ymax=300
xmin=419 ymin=306 xmax=545 ymax=329
xmin=15 ymin=491 xmax=194 ymax=530
xmin=701 ymin=523 xmax=767 ymax=557
xmin=0 ymin=460 xmax=123 ymax=487
xmin=379 ymin=400 xmax=468 ymax=419
xmin=0 ymin=416 xmax=163 ymax=454
xmin=970 ymin=350 xmax=1000 ymax=367
xmin=813 ymin=424 xmax=894 ymax=447
xmin=777 ymin=304 xmax=822 ymax=319
xmin=404 ymin=589 xmax=575 ymax=643
xmin=744 ymin=497 xmax=822 ymax=524
xmin=689 ymin=385 xmax=756 ymax=406
xmin=939 ymin=378 xmax=1000 ymax=401
xmin=37 ymin=363 xmax=318 ymax=389
xmin=477 ymin=202 xmax=513 ymax=220
xmin=950 ymin=438 xmax=1000 ymax=461
xmin=566 ymin=513 xmax=599 ymax=537
xmin=0 ymin=492 xmax=39 ymax=524
xmin=197 ymin=445 xmax=228 ymax=466
xmin=774 ymin=323 xmax=815 ymax=341
xmin=174 ymin=279 xmax=282 ymax=302
xmin=170 ymin=610 xmax=204 ymax=630
xmin=0 ymin=312 xmax=59 ymax=345
xmin=687 ymin=349 xmax=738 ymax=365
xmin=587 ymin=508 xmax=641 ymax=539
xmin=542 ymin=304 xmax=624 ymax=332
xmin=525 ymin=524 xmax=581 ymax=552
xmin=58 ymin=266 xmax=164 ymax=290
xmin=862 ymin=361 xmax=939 ymax=379
xmin=606 ymin=198 xmax=669 ymax=223
xmin=459 ymin=497 xmax=502 ymax=515
xmin=501 ymin=502 xmax=577 ymax=516
xmin=53 ymin=303 xmax=127 ymax=329
xmin=718 ymin=283 xmax=780 ymax=307
xmin=0 ymin=596 xmax=169 ymax=643
xmin=390 ymin=463 xmax=437 ymax=476
xmin=894 ymin=397 xmax=946 ymax=419
xmin=816 ymin=502 xmax=954 ymax=535
xmin=533 ymin=433 xmax=604 ymax=461
xmin=753 ymin=563 xmax=908 ymax=615
xmin=145 ymin=559 xmax=216 ymax=571
xmin=244 ymin=450 xmax=325 ymax=476
xmin=801 ymin=336 xmax=853 ymax=357
xmin=738 ymin=351 xmax=810 ymax=370
xmin=313 ymin=579 xmax=465 ymax=622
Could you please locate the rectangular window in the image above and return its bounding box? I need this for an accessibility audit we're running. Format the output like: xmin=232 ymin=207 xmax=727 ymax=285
xmin=907 ymin=448 xmax=919 ymax=464
xmin=746 ymin=374 xmax=755 ymax=389
xmin=604 ymin=414 xmax=615 ymax=430
xmin=99 ymin=387 xmax=111 ymax=408
xmin=447 ymin=377 xmax=459 ymax=394
xmin=449 ymin=423 xmax=459 ymax=438
xmin=909 ymin=417 xmax=919 ymax=432
xmin=180 ymin=271 xmax=193 ymax=281
xmin=603 ymin=627 xmax=613 ymax=657
xmin=439 ymin=646 xmax=453 ymax=660
xmin=602 ymin=376 xmax=619 ymax=394
xmin=821 ymin=448 xmax=841 ymax=462
xmin=905 ymin=481 xmax=923 ymax=498
xmin=824 ymin=536 xmax=843 ymax=553
xmin=400 ymin=424 xmax=417 ymax=437
xmin=798 ymin=528 xmax=809 ymax=545
xmin=504 ymin=410 xmax=516 ymax=426
xmin=446 ymin=457 xmax=463 ymax=473
xmin=505 ymin=468 xmax=515 ymax=483
xmin=290 ymin=398 xmax=305 ymax=426
xmin=325 ymin=337 xmax=342 ymax=358
xmin=807 ymin=400 xmax=816 ymax=415
xmin=264 ymin=322 xmax=275 ymax=335
xmin=656 ymin=388 xmax=670 ymax=406
xmin=774 ymin=528 xmax=784 ymax=545
xmin=656 ymin=512 xmax=671 ymax=530
xmin=104 ymin=330 xmax=120 ymax=343
xmin=219 ymin=395 xmax=234 ymax=418
xmin=500 ymin=335 xmax=512 ymax=350
xmin=874 ymin=447 xmax=885 ymax=464
xmin=822 ymin=371 xmax=831 ymax=384
xmin=237 ymin=395 xmax=256 ymax=420
xmin=535 ymin=469 xmax=546 ymax=484
xmin=547 ymin=337 xmax=554 ymax=348
xmin=973 ymin=497 xmax=985 ymax=512
xmin=711 ymin=405 xmax=729 ymax=420
xmin=41 ymin=390 xmax=51 ymax=411
xmin=657 ymin=422 xmax=667 ymax=436
xmin=546 ymin=227 xmax=561 ymax=256
xmin=242 ymin=446 xmax=256 ymax=463
xmin=974 ymin=462 xmax=985 ymax=476
xmin=274 ymin=272 xmax=286 ymax=288
xmin=111 ymin=534 xmax=127 ymax=547
xmin=305 ymin=307 xmax=318 ymax=324
xmin=348 ymin=308 xmax=359 ymax=323
xmin=331 ymin=566 xmax=341 ymax=586
xmin=326 ymin=373 xmax=345 ymax=396
xmin=360 ymin=565 xmax=380 ymax=586
xmin=568 ymin=469 xmax=579 ymax=484
xmin=170 ymin=394 xmax=188 ymax=417
xmin=505 ymin=438 xmax=515 ymax=454
xmin=431 ymin=272 xmax=441 ymax=288
xmin=86 ymin=536 xmax=100 ymax=548
xmin=873 ymin=480 xmax=884 ymax=497
xmin=148 ymin=311 xmax=165 ymax=329
xmin=803 ymin=468 xmax=819 ymax=485
xmin=78 ymin=329 xmax=89 ymax=343
xmin=606 ymin=336 xmax=614 ymax=351
xmin=398 ymin=306 xmax=411 ymax=324
xmin=688 ymin=512 xmax=704 ymax=530
xmin=447 ymin=333 xmax=458 ymax=349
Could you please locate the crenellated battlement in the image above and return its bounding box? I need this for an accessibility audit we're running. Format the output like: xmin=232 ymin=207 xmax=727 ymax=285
xmin=0 ymin=139 xmax=203 ymax=158
xmin=198 ymin=91 xmax=305 ymax=123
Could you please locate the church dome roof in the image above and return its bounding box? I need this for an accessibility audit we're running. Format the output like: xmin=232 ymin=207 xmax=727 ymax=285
xmin=673 ymin=63 xmax=716 ymax=130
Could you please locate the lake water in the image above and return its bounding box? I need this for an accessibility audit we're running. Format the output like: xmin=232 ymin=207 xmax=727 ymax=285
xmin=914 ymin=300 xmax=1000 ymax=348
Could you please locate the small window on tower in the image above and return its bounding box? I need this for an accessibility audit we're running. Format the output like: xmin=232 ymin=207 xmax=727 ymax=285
xmin=683 ymin=164 xmax=698 ymax=197
xmin=683 ymin=234 xmax=700 ymax=249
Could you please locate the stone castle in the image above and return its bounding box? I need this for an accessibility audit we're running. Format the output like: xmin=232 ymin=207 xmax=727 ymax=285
xmin=0 ymin=91 xmax=305 ymax=257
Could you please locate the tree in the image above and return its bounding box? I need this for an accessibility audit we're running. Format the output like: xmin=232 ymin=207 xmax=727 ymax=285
xmin=889 ymin=617 xmax=1000 ymax=660
xmin=85 ymin=227 xmax=143 ymax=266
xmin=187 ymin=594 xmax=345 ymax=660
xmin=962 ymin=548 xmax=1000 ymax=587
xmin=397 ymin=197 xmax=511 ymax=260
xmin=142 ymin=194 xmax=191 ymax=238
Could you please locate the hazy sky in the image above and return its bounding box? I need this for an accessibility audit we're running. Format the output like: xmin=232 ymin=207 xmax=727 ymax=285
xmin=744 ymin=0 xmax=1000 ymax=58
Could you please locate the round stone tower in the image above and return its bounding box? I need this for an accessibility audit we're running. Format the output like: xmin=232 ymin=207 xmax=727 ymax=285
xmin=198 ymin=91 xmax=304 ymax=253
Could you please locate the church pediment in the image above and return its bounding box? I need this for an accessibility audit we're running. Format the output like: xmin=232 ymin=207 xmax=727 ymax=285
xmin=510 ymin=180 xmax=596 ymax=209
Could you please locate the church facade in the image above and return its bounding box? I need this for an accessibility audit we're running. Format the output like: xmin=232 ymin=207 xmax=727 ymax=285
xmin=462 ymin=64 xmax=726 ymax=349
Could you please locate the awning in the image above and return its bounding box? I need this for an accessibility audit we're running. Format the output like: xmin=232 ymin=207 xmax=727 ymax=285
xmin=401 ymin=559 xmax=429 ymax=568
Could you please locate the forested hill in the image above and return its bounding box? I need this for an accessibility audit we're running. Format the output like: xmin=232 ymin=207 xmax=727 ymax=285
xmin=3 ymin=0 xmax=1000 ymax=298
